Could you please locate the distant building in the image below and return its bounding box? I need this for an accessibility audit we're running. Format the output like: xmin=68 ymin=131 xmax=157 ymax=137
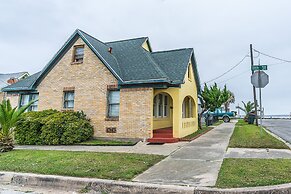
xmin=0 ymin=72 xmax=29 ymax=105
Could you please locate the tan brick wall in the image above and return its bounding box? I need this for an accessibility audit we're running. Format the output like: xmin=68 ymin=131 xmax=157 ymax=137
xmin=119 ymin=88 xmax=153 ymax=139
xmin=0 ymin=92 xmax=3 ymax=101
xmin=5 ymin=93 xmax=20 ymax=108
xmin=37 ymin=37 xmax=152 ymax=139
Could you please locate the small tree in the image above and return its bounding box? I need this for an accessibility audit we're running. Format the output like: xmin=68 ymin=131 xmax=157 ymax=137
xmin=236 ymin=101 xmax=255 ymax=115
xmin=0 ymin=99 xmax=35 ymax=152
xmin=198 ymin=83 xmax=235 ymax=129
xmin=199 ymin=83 xmax=221 ymax=129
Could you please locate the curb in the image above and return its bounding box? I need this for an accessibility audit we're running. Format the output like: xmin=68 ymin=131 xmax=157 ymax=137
xmin=264 ymin=126 xmax=291 ymax=149
xmin=1 ymin=171 xmax=291 ymax=194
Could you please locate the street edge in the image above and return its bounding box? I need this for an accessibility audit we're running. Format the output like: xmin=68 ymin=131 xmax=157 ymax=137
xmin=0 ymin=171 xmax=290 ymax=194
xmin=264 ymin=126 xmax=291 ymax=149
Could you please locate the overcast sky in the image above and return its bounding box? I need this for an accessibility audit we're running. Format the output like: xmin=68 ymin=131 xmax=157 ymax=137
xmin=1 ymin=0 xmax=290 ymax=115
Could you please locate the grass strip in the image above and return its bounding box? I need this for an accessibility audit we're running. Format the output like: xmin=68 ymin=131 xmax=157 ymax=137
xmin=216 ymin=158 xmax=291 ymax=188
xmin=0 ymin=150 xmax=164 ymax=180
xmin=228 ymin=120 xmax=289 ymax=149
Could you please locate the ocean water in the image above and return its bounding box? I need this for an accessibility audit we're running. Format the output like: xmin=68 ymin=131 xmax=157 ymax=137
xmin=264 ymin=115 xmax=291 ymax=119
xmin=236 ymin=114 xmax=291 ymax=119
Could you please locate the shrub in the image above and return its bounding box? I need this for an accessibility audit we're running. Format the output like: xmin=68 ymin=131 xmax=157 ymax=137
xmin=15 ymin=110 xmax=93 ymax=145
xmin=15 ymin=109 xmax=58 ymax=145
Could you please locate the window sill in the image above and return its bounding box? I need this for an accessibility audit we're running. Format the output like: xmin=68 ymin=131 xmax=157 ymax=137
xmin=105 ymin=117 xmax=119 ymax=121
xmin=62 ymin=109 xmax=74 ymax=112
xmin=71 ymin=61 xmax=83 ymax=65
xmin=153 ymin=117 xmax=169 ymax=121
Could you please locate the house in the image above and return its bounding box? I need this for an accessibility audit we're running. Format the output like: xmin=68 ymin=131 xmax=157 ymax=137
xmin=0 ymin=72 xmax=29 ymax=105
xmin=2 ymin=29 xmax=201 ymax=143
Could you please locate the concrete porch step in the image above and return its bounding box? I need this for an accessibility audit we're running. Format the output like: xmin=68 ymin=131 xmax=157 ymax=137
xmin=147 ymin=137 xmax=179 ymax=143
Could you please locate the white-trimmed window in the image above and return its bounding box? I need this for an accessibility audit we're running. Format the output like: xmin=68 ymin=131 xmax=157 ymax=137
xmin=64 ymin=91 xmax=75 ymax=109
xmin=108 ymin=90 xmax=120 ymax=117
xmin=73 ymin=45 xmax=84 ymax=63
xmin=153 ymin=93 xmax=169 ymax=118
xmin=20 ymin=93 xmax=39 ymax=112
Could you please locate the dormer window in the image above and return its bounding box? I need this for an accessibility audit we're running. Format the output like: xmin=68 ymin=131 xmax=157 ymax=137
xmin=73 ymin=45 xmax=84 ymax=63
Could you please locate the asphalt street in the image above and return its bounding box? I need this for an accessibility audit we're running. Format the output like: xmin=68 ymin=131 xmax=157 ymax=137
xmin=263 ymin=119 xmax=291 ymax=144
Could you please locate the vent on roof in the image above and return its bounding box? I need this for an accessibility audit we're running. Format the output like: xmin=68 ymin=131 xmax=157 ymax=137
xmin=108 ymin=47 xmax=112 ymax=53
xmin=7 ymin=77 xmax=18 ymax=85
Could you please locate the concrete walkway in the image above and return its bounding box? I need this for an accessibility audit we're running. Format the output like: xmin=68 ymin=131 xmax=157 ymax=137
xmin=133 ymin=120 xmax=236 ymax=187
xmin=15 ymin=141 xmax=187 ymax=156
xmin=225 ymin=148 xmax=291 ymax=159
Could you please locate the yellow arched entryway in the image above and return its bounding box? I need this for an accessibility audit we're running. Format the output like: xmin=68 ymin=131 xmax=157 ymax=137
xmin=153 ymin=92 xmax=173 ymax=131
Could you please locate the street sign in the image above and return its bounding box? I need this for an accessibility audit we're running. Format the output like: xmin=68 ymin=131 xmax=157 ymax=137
xmin=252 ymin=65 xmax=268 ymax=71
xmin=251 ymin=71 xmax=269 ymax=88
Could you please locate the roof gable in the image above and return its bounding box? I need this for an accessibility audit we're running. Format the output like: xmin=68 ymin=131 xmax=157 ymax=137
xmin=3 ymin=29 xmax=201 ymax=93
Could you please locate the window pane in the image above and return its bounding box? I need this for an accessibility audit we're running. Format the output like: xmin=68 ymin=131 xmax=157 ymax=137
xmin=153 ymin=96 xmax=157 ymax=117
xmin=64 ymin=91 xmax=74 ymax=108
xmin=67 ymin=101 xmax=74 ymax=108
xmin=182 ymin=100 xmax=186 ymax=118
xmin=108 ymin=91 xmax=120 ymax=117
xmin=31 ymin=105 xmax=38 ymax=111
xmin=109 ymin=104 xmax=119 ymax=117
xmin=76 ymin=47 xmax=84 ymax=55
xmin=21 ymin=95 xmax=30 ymax=107
xmin=66 ymin=92 xmax=74 ymax=101
xmin=109 ymin=91 xmax=120 ymax=104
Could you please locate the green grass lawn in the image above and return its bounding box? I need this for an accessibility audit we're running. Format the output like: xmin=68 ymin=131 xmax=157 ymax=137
xmin=216 ymin=158 xmax=291 ymax=188
xmin=77 ymin=139 xmax=137 ymax=146
xmin=228 ymin=120 xmax=289 ymax=149
xmin=0 ymin=150 xmax=164 ymax=180
xmin=182 ymin=120 xmax=223 ymax=140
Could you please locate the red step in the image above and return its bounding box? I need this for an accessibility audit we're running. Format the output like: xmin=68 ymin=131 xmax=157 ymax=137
xmin=153 ymin=133 xmax=173 ymax=138
xmin=148 ymin=127 xmax=179 ymax=143
xmin=147 ymin=137 xmax=179 ymax=143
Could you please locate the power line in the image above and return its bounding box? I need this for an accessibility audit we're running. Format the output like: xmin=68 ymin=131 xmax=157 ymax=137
xmin=253 ymin=49 xmax=291 ymax=63
xmin=202 ymin=54 xmax=249 ymax=85
xmin=217 ymin=70 xmax=249 ymax=84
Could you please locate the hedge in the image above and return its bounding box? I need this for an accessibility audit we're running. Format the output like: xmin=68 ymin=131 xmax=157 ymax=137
xmin=15 ymin=110 xmax=94 ymax=145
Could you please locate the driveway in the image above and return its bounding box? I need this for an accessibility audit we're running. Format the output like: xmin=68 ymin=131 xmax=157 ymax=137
xmin=263 ymin=119 xmax=291 ymax=144
xmin=133 ymin=121 xmax=236 ymax=187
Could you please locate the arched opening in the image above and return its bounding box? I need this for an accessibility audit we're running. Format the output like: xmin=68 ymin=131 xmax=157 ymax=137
xmin=151 ymin=93 xmax=174 ymax=141
xmin=182 ymin=96 xmax=195 ymax=118
xmin=153 ymin=93 xmax=172 ymax=119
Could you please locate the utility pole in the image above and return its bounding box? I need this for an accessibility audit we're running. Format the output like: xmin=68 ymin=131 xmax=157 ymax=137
xmin=250 ymin=44 xmax=258 ymax=126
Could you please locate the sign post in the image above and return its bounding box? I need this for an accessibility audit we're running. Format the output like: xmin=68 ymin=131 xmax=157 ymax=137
xmin=251 ymin=68 xmax=269 ymax=134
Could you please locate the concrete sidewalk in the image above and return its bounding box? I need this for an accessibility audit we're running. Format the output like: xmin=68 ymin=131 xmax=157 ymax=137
xmin=225 ymin=148 xmax=291 ymax=159
xmin=133 ymin=121 xmax=236 ymax=187
xmin=15 ymin=141 xmax=187 ymax=156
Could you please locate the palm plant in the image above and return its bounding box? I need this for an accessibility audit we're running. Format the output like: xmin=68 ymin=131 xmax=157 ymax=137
xmin=221 ymin=85 xmax=235 ymax=112
xmin=0 ymin=99 xmax=35 ymax=152
xmin=236 ymin=101 xmax=255 ymax=115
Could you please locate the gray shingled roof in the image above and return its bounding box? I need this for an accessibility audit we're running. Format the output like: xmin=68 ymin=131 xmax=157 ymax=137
xmin=151 ymin=48 xmax=194 ymax=84
xmin=0 ymin=72 xmax=28 ymax=89
xmin=2 ymin=29 xmax=201 ymax=92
